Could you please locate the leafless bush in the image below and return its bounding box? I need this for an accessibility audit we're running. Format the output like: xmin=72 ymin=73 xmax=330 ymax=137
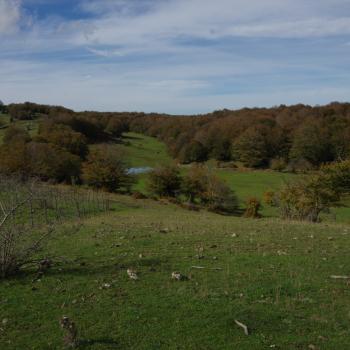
xmin=0 ymin=178 xmax=53 ymax=277
xmin=0 ymin=176 xmax=112 ymax=278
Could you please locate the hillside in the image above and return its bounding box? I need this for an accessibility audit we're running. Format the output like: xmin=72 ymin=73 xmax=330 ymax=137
xmin=0 ymin=111 xmax=350 ymax=348
xmin=1 ymin=194 xmax=350 ymax=349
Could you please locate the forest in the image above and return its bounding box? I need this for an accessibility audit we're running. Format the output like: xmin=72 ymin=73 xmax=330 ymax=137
xmin=1 ymin=101 xmax=350 ymax=176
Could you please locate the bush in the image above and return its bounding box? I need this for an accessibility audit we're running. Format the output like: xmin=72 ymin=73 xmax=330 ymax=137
xmin=276 ymin=177 xmax=337 ymax=222
xmin=147 ymin=166 xmax=182 ymax=198
xmin=275 ymin=161 xmax=350 ymax=222
xmin=0 ymin=178 xmax=53 ymax=278
xmin=0 ymin=140 xmax=29 ymax=177
xmin=181 ymin=165 xmax=209 ymax=203
xmin=286 ymin=158 xmax=314 ymax=173
xmin=132 ymin=191 xmax=147 ymax=199
xmin=243 ymin=197 xmax=262 ymax=218
xmin=27 ymin=142 xmax=81 ymax=183
xmin=38 ymin=123 xmax=88 ymax=158
xmin=201 ymin=175 xmax=239 ymax=214
xmin=263 ymin=190 xmax=276 ymax=207
xmin=3 ymin=125 xmax=31 ymax=144
xmin=270 ymin=158 xmax=287 ymax=171
xmin=82 ymin=146 xmax=134 ymax=192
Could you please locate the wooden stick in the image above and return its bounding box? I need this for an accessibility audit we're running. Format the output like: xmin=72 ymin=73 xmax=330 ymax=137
xmin=234 ymin=320 xmax=249 ymax=335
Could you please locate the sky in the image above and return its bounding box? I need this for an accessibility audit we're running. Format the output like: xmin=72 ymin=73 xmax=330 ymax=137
xmin=0 ymin=0 xmax=350 ymax=114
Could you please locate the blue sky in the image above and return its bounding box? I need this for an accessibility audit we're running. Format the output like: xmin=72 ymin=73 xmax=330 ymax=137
xmin=0 ymin=0 xmax=350 ymax=114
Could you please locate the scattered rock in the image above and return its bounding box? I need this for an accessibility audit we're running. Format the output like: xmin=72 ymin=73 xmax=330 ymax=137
xmin=171 ymin=272 xmax=188 ymax=281
xmin=277 ymin=250 xmax=287 ymax=256
xmin=60 ymin=316 xmax=78 ymax=348
xmin=127 ymin=268 xmax=138 ymax=280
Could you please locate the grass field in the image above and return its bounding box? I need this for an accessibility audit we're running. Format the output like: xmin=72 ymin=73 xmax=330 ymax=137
xmin=1 ymin=130 xmax=350 ymax=349
xmin=116 ymin=132 xmax=172 ymax=168
xmin=0 ymin=114 xmax=39 ymax=143
xmin=119 ymin=132 xmax=350 ymax=223
xmin=1 ymin=195 xmax=350 ymax=349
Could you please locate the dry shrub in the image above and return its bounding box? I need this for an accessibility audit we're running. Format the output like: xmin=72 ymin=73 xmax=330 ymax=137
xmin=0 ymin=178 xmax=54 ymax=278
xmin=243 ymin=197 xmax=262 ymax=218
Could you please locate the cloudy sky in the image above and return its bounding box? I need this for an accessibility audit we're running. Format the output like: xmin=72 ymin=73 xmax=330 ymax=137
xmin=0 ymin=0 xmax=350 ymax=113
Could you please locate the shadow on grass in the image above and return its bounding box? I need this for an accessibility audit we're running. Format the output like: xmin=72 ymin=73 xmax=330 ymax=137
xmin=122 ymin=134 xmax=142 ymax=141
xmin=7 ymin=255 xmax=171 ymax=282
xmin=78 ymin=338 xmax=119 ymax=349
xmin=207 ymin=208 xmax=245 ymax=217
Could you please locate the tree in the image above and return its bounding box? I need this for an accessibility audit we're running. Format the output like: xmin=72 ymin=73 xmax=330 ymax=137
xmin=38 ymin=123 xmax=88 ymax=158
xmin=27 ymin=142 xmax=81 ymax=183
xmin=0 ymin=140 xmax=29 ymax=177
xmin=147 ymin=166 xmax=182 ymax=197
xmin=3 ymin=125 xmax=31 ymax=144
xmin=178 ymin=141 xmax=208 ymax=164
xmin=7 ymin=103 xmax=36 ymax=120
xmin=233 ymin=126 xmax=269 ymax=168
xmin=290 ymin=119 xmax=333 ymax=166
xmin=331 ymin=123 xmax=350 ymax=161
xmin=0 ymin=100 xmax=5 ymax=113
xmin=105 ymin=118 xmax=129 ymax=138
xmin=82 ymin=146 xmax=133 ymax=192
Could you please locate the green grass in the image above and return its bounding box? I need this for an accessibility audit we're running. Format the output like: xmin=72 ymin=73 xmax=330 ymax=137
xmin=1 ymin=195 xmax=350 ymax=349
xmin=117 ymin=133 xmax=350 ymax=223
xmin=0 ymin=114 xmax=39 ymax=143
xmin=117 ymin=132 xmax=172 ymax=168
xmin=216 ymin=169 xmax=297 ymax=217
xmin=1 ymin=132 xmax=350 ymax=348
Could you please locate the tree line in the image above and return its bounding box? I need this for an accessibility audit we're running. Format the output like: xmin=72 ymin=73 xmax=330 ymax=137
xmin=3 ymin=101 xmax=350 ymax=170
xmin=0 ymin=105 xmax=133 ymax=190
xmin=126 ymin=102 xmax=350 ymax=170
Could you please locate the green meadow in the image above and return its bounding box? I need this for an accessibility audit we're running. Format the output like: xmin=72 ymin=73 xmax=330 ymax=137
xmin=119 ymin=132 xmax=350 ymax=223
xmin=1 ymin=195 xmax=350 ymax=349
xmin=1 ymin=129 xmax=350 ymax=349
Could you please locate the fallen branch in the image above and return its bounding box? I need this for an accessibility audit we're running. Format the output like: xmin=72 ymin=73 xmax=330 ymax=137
xmin=191 ymin=266 xmax=223 ymax=270
xmin=234 ymin=320 xmax=249 ymax=335
xmin=330 ymin=275 xmax=350 ymax=280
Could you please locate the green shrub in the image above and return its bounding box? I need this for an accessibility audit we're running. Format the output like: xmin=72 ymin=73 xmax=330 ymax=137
xmin=276 ymin=160 xmax=350 ymax=222
xmin=270 ymin=158 xmax=287 ymax=171
xmin=201 ymin=175 xmax=239 ymax=214
xmin=3 ymin=125 xmax=31 ymax=144
xmin=82 ymin=146 xmax=133 ymax=192
xmin=147 ymin=166 xmax=182 ymax=198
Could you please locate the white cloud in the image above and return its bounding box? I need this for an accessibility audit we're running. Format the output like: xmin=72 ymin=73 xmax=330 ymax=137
xmin=72 ymin=0 xmax=350 ymax=48
xmin=1 ymin=0 xmax=350 ymax=112
xmin=86 ymin=47 xmax=124 ymax=57
xmin=0 ymin=0 xmax=21 ymax=34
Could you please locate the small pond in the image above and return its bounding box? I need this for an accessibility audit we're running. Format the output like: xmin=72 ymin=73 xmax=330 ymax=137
xmin=127 ymin=167 xmax=153 ymax=175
